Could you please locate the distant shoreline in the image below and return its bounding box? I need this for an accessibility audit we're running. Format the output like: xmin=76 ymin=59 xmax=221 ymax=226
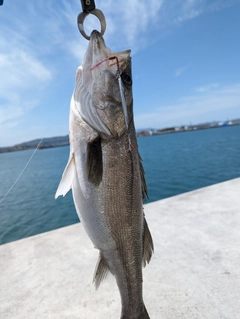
xmin=137 ymin=120 xmax=240 ymax=137
xmin=0 ymin=120 xmax=240 ymax=154
xmin=0 ymin=136 xmax=69 ymax=154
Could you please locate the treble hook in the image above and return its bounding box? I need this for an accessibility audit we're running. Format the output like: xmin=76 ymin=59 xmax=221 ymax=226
xmin=78 ymin=0 xmax=106 ymax=40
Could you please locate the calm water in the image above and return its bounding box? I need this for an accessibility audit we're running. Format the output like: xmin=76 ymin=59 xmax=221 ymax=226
xmin=0 ymin=125 xmax=239 ymax=245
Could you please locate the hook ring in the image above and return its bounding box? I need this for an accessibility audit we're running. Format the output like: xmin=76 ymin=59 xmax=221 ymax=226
xmin=77 ymin=9 xmax=106 ymax=40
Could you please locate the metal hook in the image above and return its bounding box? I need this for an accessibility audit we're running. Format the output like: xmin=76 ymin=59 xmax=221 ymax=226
xmin=80 ymin=0 xmax=95 ymax=13
xmin=77 ymin=8 xmax=106 ymax=40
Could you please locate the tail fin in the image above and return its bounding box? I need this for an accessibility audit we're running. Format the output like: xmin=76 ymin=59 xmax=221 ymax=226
xmin=121 ymin=304 xmax=150 ymax=319
xmin=141 ymin=305 xmax=151 ymax=319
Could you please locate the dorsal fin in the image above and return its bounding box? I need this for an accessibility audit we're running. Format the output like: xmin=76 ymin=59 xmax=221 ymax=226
xmin=86 ymin=137 xmax=103 ymax=186
xmin=138 ymin=152 xmax=148 ymax=200
xmin=142 ymin=217 xmax=154 ymax=267
xmin=93 ymin=253 xmax=110 ymax=289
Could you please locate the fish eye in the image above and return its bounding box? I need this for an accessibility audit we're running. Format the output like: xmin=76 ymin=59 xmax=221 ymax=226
xmin=121 ymin=73 xmax=132 ymax=86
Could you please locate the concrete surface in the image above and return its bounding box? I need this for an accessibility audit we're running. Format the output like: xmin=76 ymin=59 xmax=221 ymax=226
xmin=0 ymin=178 xmax=240 ymax=319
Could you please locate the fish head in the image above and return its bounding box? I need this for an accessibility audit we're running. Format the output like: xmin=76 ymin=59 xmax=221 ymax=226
xmin=73 ymin=30 xmax=133 ymax=139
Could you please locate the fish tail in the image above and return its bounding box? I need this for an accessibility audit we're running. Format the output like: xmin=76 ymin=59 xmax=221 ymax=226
xmin=141 ymin=305 xmax=151 ymax=319
xmin=120 ymin=304 xmax=151 ymax=319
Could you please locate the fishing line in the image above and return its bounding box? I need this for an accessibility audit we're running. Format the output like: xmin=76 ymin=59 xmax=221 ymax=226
xmin=0 ymin=139 xmax=43 ymax=204
xmin=0 ymin=96 xmax=71 ymax=204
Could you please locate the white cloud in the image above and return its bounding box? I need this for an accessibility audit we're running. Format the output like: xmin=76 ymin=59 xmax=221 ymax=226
xmin=135 ymin=83 xmax=240 ymax=128
xmin=0 ymin=36 xmax=52 ymax=144
xmin=108 ymin=0 xmax=164 ymax=48
xmin=174 ymin=66 xmax=188 ymax=77
xmin=96 ymin=0 xmax=237 ymax=51
xmin=195 ymin=83 xmax=219 ymax=93
xmin=0 ymin=48 xmax=51 ymax=90
xmin=155 ymin=0 xmax=239 ymax=37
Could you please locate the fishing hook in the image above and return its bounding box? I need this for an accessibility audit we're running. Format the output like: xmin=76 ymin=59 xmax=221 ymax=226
xmin=78 ymin=0 xmax=106 ymax=40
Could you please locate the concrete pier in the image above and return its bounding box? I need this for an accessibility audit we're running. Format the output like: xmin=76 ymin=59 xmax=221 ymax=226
xmin=0 ymin=178 xmax=240 ymax=319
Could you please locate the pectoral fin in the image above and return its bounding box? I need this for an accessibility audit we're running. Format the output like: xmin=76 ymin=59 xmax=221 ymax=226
xmin=86 ymin=137 xmax=103 ymax=186
xmin=55 ymin=153 xmax=75 ymax=198
xmin=142 ymin=217 xmax=154 ymax=267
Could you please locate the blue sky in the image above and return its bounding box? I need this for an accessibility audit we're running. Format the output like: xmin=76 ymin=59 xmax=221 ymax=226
xmin=0 ymin=0 xmax=240 ymax=146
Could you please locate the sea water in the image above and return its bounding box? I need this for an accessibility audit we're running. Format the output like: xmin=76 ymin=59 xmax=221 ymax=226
xmin=0 ymin=125 xmax=239 ymax=244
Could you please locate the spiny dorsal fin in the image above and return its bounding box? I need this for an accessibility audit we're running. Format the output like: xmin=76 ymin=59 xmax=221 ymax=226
xmin=93 ymin=253 xmax=110 ymax=290
xmin=142 ymin=217 xmax=154 ymax=267
xmin=138 ymin=152 xmax=148 ymax=200
xmin=86 ymin=137 xmax=103 ymax=186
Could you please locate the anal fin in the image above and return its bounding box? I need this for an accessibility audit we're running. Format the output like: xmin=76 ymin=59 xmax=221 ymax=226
xmin=142 ymin=217 xmax=154 ymax=267
xmin=93 ymin=253 xmax=110 ymax=290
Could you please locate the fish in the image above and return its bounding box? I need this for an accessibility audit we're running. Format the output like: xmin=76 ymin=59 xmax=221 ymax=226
xmin=55 ymin=30 xmax=154 ymax=319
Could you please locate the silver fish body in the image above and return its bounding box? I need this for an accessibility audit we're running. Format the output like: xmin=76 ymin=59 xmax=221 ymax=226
xmin=56 ymin=30 xmax=153 ymax=319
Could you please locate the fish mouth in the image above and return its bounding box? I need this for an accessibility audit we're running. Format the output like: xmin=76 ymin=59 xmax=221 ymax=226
xmin=90 ymin=30 xmax=106 ymax=50
xmin=87 ymin=30 xmax=131 ymax=70
xmin=83 ymin=30 xmax=110 ymax=70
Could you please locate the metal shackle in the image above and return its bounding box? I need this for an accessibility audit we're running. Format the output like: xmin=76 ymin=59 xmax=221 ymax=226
xmin=77 ymin=8 xmax=106 ymax=40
